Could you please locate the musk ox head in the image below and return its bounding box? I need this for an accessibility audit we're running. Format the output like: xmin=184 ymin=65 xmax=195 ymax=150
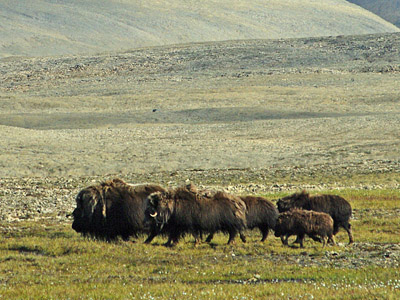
xmin=276 ymin=190 xmax=309 ymax=212
xmin=72 ymin=185 xmax=107 ymax=236
xmin=273 ymin=215 xmax=285 ymax=238
xmin=146 ymin=191 xmax=175 ymax=229
xmin=273 ymin=211 xmax=295 ymax=238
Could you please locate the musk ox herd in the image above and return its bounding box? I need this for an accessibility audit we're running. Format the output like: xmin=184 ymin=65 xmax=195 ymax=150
xmin=72 ymin=178 xmax=354 ymax=248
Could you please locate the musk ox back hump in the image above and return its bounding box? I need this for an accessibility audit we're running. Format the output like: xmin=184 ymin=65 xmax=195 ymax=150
xmin=214 ymin=191 xmax=247 ymax=223
xmin=241 ymin=196 xmax=278 ymax=227
xmin=277 ymin=191 xmax=352 ymax=216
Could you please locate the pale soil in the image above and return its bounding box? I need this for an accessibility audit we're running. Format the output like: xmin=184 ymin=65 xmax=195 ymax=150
xmin=0 ymin=33 xmax=399 ymax=223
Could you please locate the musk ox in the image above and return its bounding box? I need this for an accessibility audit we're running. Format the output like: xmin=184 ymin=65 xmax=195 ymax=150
xmin=72 ymin=178 xmax=165 ymax=242
xmin=276 ymin=190 xmax=354 ymax=244
xmin=205 ymin=195 xmax=279 ymax=243
xmin=145 ymin=183 xmax=247 ymax=246
xmin=274 ymin=209 xmax=335 ymax=248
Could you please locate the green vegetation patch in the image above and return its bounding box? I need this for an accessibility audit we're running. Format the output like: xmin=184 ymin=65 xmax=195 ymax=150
xmin=1 ymin=189 xmax=399 ymax=299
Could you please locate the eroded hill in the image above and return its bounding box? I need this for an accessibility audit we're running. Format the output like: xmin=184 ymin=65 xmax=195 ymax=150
xmin=0 ymin=0 xmax=399 ymax=58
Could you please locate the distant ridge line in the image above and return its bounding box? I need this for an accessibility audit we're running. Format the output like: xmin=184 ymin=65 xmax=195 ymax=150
xmin=0 ymin=0 xmax=398 ymax=58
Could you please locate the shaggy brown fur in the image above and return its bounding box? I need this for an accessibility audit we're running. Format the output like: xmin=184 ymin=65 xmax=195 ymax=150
xmin=276 ymin=190 xmax=354 ymax=244
xmin=274 ymin=209 xmax=335 ymax=248
xmin=206 ymin=195 xmax=278 ymax=243
xmin=145 ymin=183 xmax=247 ymax=246
xmin=72 ymin=178 xmax=165 ymax=242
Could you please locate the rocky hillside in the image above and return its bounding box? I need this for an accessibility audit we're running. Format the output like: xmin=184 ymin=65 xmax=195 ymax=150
xmin=0 ymin=0 xmax=398 ymax=58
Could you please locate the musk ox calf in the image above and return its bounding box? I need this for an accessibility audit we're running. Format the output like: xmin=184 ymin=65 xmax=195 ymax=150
xmin=274 ymin=209 xmax=335 ymax=248
xmin=205 ymin=195 xmax=279 ymax=243
xmin=276 ymin=191 xmax=354 ymax=244
xmin=145 ymin=184 xmax=247 ymax=246
xmin=72 ymin=178 xmax=165 ymax=242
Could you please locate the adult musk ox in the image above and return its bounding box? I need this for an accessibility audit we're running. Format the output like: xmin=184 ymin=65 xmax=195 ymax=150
xmin=276 ymin=191 xmax=354 ymax=244
xmin=205 ymin=195 xmax=279 ymax=243
xmin=145 ymin=184 xmax=247 ymax=246
xmin=72 ymin=178 xmax=165 ymax=242
xmin=274 ymin=209 xmax=335 ymax=248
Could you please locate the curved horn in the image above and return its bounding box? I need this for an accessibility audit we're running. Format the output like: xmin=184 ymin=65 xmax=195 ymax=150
xmin=150 ymin=212 xmax=158 ymax=218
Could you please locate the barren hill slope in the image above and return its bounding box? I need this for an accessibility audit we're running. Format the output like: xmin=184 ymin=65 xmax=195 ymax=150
xmin=0 ymin=0 xmax=399 ymax=58
xmin=0 ymin=32 xmax=399 ymax=178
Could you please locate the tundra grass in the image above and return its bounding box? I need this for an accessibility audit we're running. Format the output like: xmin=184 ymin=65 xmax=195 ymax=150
xmin=1 ymin=190 xmax=399 ymax=299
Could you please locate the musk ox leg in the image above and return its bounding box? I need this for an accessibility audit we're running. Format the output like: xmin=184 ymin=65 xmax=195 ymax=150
xmin=300 ymin=235 xmax=304 ymax=248
xmin=328 ymin=234 xmax=336 ymax=246
xmin=227 ymin=231 xmax=238 ymax=245
xmin=344 ymin=223 xmax=354 ymax=244
xmin=298 ymin=234 xmax=305 ymax=248
xmin=260 ymin=227 xmax=269 ymax=242
xmin=293 ymin=236 xmax=302 ymax=244
xmin=164 ymin=232 xmax=180 ymax=247
xmin=239 ymin=231 xmax=246 ymax=243
xmin=205 ymin=233 xmax=215 ymax=243
xmin=327 ymin=235 xmax=336 ymax=245
xmin=280 ymin=234 xmax=289 ymax=246
xmin=309 ymin=234 xmax=322 ymax=243
xmin=322 ymin=236 xmax=327 ymax=248
xmin=164 ymin=238 xmax=173 ymax=247
xmin=164 ymin=237 xmax=177 ymax=247
xmin=121 ymin=234 xmax=131 ymax=242
xmin=144 ymin=229 xmax=159 ymax=244
xmin=192 ymin=232 xmax=202 ymax=246
xmin=333 ymin=223 xmax=340 ymax=236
